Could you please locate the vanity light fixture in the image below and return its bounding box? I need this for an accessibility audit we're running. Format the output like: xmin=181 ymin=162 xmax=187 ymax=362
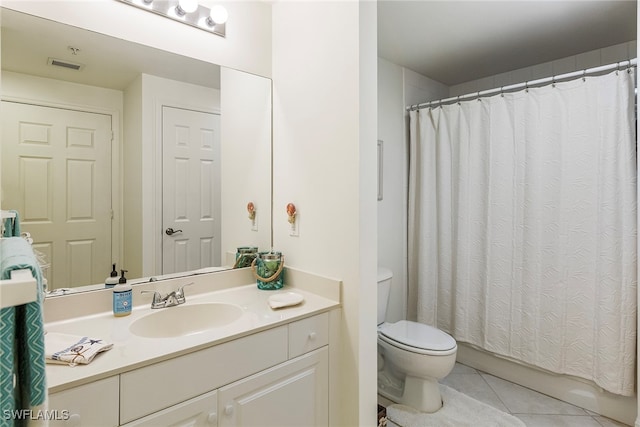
xmin=176 ymin=0 xmax=198 ymax=16
xmin=207 ymin=5 xmax=228 ymax=25
xmin=116 ymin=0 xmax=227 ymax=38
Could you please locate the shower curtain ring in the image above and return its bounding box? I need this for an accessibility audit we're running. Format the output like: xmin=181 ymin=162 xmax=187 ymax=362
xmin=582 ymin=70 xmax=586 ymax=82
xmin=457 ymin=96 xmax=461 ymax=105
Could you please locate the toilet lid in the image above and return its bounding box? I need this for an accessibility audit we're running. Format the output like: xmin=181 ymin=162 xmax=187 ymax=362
xmin=379 ymin=321 xmax=456 ymax=352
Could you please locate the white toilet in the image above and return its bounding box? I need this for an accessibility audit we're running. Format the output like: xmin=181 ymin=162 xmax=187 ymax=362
xmin=377 ymin=267 xmax=457 ymax=413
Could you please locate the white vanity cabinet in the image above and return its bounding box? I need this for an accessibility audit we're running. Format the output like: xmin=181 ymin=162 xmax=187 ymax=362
xmin=47 ymin=376 xmax=119 ymax=427
xmin=119 ymin=327 xmax=289 ymax=424
xmin=116 ymin=312 xmax=329 ymax=426
xmin=47 ymin=309 xmax=332 ymax=427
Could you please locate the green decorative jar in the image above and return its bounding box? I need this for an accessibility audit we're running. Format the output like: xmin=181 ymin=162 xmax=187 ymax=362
xmin=234 ymin=246 xmax=258 ymax=269
xmin=252 ymin=251 xmax=284 ymax=290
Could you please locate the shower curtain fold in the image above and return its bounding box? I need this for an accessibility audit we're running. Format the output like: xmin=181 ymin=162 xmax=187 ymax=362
xmin=408 ymin=70 xmax=637 ymax=396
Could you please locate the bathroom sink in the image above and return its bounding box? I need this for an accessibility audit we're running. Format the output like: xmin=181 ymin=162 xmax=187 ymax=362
xmin=129 ymin=303 xmax=243 ymax=338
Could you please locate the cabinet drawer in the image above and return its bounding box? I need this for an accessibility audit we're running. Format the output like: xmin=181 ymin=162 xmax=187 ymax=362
xmin=48 ymin=376 xmax=119 ymax=427
xmin=120 ymin=326 xmax=288 ymax=424
xmin=122 ymin=390 xmax=217 ymax=427
xmin=288 ymin=312 xmax=328 ymax=358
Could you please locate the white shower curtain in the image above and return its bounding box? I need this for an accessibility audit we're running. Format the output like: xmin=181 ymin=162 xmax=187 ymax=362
xmin=408 ymin=69 xmax=637 ymax=396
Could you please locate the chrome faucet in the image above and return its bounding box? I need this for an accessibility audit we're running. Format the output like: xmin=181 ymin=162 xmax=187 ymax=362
xmin=141 ymin=282 xmax=193 ymax=309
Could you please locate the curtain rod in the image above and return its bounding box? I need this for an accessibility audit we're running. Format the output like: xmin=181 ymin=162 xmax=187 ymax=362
xmin=407 ymin=58 xmax=637 ymax=112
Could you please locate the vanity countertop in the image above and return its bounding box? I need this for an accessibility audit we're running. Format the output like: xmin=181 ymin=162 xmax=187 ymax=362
xmin=44 ymin=281 xmax=340 ymax=393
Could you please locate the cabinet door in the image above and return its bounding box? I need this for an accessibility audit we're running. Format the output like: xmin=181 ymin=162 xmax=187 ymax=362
xmin=48 ymin=376 xmax=119 ymax=427
xmin=123 ymin=390 xmax=218 ymax=427
xmin=218 ymin=347 xmax=328 ymax=427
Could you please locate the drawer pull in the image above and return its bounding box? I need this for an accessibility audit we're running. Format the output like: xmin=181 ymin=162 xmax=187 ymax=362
xmin=207 ymin=411 xmax=218 ymax=424
xmin=308 ymin=331 xmax=317 ymax=340
xmin=224 ymin=404 xmax=234 ymax=416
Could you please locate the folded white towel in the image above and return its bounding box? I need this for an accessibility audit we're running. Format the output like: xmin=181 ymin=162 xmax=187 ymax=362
xmin=267 ymin=291 xmax=304 ymax=309
xmin=45 ymin=332 xmax=113 ymax=366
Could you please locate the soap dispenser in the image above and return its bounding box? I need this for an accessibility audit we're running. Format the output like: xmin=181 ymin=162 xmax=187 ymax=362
xmin=105 ymin=264 xmax=119 ymax=288
xmin=113 ymin=269 xmax=132 ymax=317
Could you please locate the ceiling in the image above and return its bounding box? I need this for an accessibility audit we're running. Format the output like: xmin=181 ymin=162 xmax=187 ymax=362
xmin=1 ymin=8 xmax=220 ymax=90
xmin=378 ymin=1 xmax=637 ymax=86
xmin=3 ymin=3 xmax=635 ymax=91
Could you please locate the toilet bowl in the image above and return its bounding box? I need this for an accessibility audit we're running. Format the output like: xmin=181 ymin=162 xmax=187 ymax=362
xmin=377 ymin=268 xmax=457 ymax=413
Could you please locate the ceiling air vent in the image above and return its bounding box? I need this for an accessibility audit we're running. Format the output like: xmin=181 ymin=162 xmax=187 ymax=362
xmin=47 ymin=57 xmax=84 ymax=71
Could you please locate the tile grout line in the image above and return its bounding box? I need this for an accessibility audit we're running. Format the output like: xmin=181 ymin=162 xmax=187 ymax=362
xmin=476 ymin=371 xmax=513 ymax=415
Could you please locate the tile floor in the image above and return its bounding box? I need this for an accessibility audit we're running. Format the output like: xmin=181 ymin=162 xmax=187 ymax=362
xmin=380 ymin=362 xmax=631 ymax=427
xmin=444 ymin=363 xmax=630 ymax=427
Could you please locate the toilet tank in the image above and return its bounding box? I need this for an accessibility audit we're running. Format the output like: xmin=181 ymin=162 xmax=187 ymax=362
xmin=377 ymin=267 xmax=393 ymax=325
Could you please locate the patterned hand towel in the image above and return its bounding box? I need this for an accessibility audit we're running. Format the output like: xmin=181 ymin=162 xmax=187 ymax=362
xmin=45 ymin=333 xmax=113 ymax=366
xmin=0 ymin=237 xmax=47 ymax=424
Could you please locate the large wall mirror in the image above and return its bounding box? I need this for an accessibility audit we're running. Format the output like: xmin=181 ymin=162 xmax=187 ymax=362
xmin=1 ymin=8 xmax=273 ymax=294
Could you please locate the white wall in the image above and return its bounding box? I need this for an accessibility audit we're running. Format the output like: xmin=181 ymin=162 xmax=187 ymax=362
xmin=220 ymin=68 xmax=272 ymax=256
xmin=122 ymin=76 xmax=143 ymax=278
xmin=376 ymin=58 xmax=406 ymax=323
xmin=272 ymin=1 xmax=378 ymax=425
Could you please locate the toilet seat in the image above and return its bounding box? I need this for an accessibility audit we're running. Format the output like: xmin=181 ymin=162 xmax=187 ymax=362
xmin=378 ymin=320 xmax=457 ymax=356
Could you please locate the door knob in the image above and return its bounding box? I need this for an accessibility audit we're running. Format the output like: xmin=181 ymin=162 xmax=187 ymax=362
xmin=165 ymin=227 xmax=183 ymax=236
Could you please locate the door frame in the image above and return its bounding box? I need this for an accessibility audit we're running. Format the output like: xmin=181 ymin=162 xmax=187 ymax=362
xmin=1 ymin=92 xmax=122 ymax=277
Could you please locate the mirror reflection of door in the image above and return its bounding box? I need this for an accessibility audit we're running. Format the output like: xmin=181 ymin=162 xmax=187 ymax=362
xmin=1 ymin=101 xmax=113 ymax=289
xmin=162 ymin=106 xmax=221 ymax=274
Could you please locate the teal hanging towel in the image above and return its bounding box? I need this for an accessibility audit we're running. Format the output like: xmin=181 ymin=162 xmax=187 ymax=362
xmin=2 ymin=210 xmax=20 ymax=238
xmin=0 ymin=237 xmax=47 ymax=426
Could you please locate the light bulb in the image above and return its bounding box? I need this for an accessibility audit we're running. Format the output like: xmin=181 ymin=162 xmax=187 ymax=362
xmin=176 ymin=0 xmax=198 ymax=15
xmin=207 ymin=5 xmax=228 ymax=25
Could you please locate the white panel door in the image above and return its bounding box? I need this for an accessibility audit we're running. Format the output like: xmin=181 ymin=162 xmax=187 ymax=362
xmin=1 ymin=101 xmax=112 ymax=290
xmin=162 ymin=106 xmax=221 ymax=274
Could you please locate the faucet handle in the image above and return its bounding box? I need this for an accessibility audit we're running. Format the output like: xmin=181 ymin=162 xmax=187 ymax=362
xmin=175 ymin=282 xmax=194 ymax=303
xmin=141 ymin=290 xmax=163 ymax=308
